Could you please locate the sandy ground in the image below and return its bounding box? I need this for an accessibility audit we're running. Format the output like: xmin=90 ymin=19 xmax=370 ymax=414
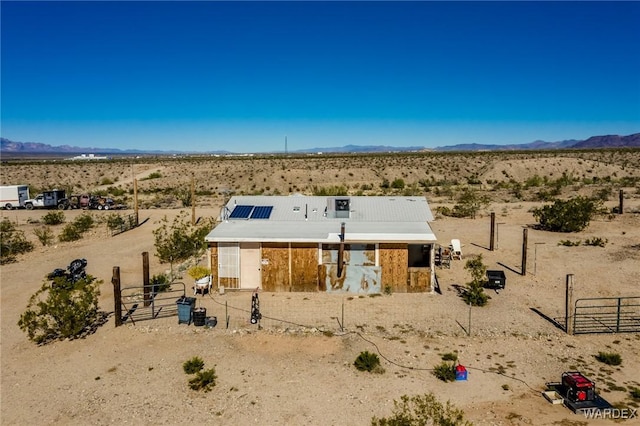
xmin=1 ymin=201 xmax=640 ymax=425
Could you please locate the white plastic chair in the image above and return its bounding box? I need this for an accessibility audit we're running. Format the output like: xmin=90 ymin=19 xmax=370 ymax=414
xmin=450 ymin=239 xmax=462 ymax=260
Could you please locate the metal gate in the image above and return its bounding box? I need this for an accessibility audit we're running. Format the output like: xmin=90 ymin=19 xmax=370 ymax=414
xmin=573 ymin=297 xmax=640 ymax=334
xmin=119 ymin=282 xmax=186 ymax=324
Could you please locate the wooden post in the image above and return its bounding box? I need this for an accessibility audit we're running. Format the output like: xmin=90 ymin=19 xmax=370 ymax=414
xmin=565 ymin=274 xmax=574 ymax=335
xmin=191 ymin=176 xmax=196 ymax=225
xmin=112 ymin=266 xmax=122 ymax=327
xmin=489 ymin=212 xmax=496 ymax=251
xmin=133 ymin=178 xmax=139 ymax=226
xmin=143 ymin=252 xmax=150 ymax=307
xmin=521 ymin=228 xmax=528 ymax=276
xmin=619 ymin=189 xmax=624 ymax=215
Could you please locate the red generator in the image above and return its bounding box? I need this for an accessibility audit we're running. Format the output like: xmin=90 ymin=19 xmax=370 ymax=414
xmin=562 ymin=371 xmax=595 ymax=402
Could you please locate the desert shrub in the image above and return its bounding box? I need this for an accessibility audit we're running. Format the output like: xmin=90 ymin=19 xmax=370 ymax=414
xmin=371 ymin=392 xmax=471 ymax=426
xmin=188 ymin=265 xmax=210 ymax=280
xmin=391 ymin=178 xmax=405 ymax=189
xmin=174 ymin=188 xmax=193 ymax=207
xmin=532 ymin=196 xmax=603 ymax=232
xmin=144 ymin=172 xmax=162 ymax=180
xmin=583 ymin=237 xmax=607 ymax=247
xmin=313 ymin=185 xmax=348 ymax=196
xmin=354 ymin=351 xmax=384 ymax=373
xmin=17 ymin=274 xmax=102 ymax=344
xmin=462 ymin=255 xmax=488 ymax=307
xmin=525 ymin=174 xmax=544 ymax=188
xmin=630 ymin=387 xmax=640 ymax=400
xmin=451 ymin=188 xmax=490 ymax=219
xmin=59 ymin=223 xmax=82 ymax=242
xmin=100 ymin=177 xmax=114 ymax=185
xmin=73 ymin=213 xmax=94 ymax=233
xmin=107 ymin=186 xmax=126 ymax=197
xmin=558 ymin=239 xmax=581 ymax=247
xmin=42 ymin=211 xmax=65 ymax=225
xmin=183 ymin=356 xmax=205 ymax=374
xmin=595 ymin=352 xmax=622 ymax=366
xmin=105 ymin=213 xmax=125 ymax=231
xmin=432 ymin=362 xmax=456 ymax=382
xmin=188 ymin=368 xmax=217 ymax=392
xmin=0 ymin=219 xmax=34 ymax=264
xmin=441 ymin=352 xmax=458 ymax=362
xmin=34 ymin=226 xmax=54 ymax=246
xmin=151 ymin=273 xmax=171 ymax=293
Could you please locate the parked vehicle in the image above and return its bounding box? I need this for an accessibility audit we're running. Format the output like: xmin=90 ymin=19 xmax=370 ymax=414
xmin=0 ymin=185 xmax=30 ymax=209
xmin=24 ymin=189 xmax=70 ymax=210
xmin=69 ymin=194 xmax=91 ymax=209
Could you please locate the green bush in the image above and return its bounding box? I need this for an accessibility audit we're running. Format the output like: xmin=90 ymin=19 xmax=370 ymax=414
xmin=630 ymin=387 xmax=640 ymax=400
xmin=462 ymin=255 xmax=488 ymax=307
xmin=354 ymin=351 xmax=384 ymax=373
xmin=595 ymin=352 xmax=622 ymax=366
xmin=42 ymin=211 xmax=65 ymax=225
xmin=558 ymin=239 xmax=581 ymax=247
xmin=151 ymin=273 xmax=171 ymax=293
xmin=1 ymin=219 xmax=34 ymax=264
xmin=188 ymin=368 xmax=217 ymax=392
xmin=105 ymin=213 xmax=125 ymax=231
xmin=371 ymin=393 xmax=471 ymax=426
xmin=34 ymin=226 xmax=55 ymax=246
xmin=18 ymin=274 xmax=102 ymax=344
xmin=59 ymin=223 xmax=82 ymax=242
xmin=73 ymin=213 xmax=94 ymax=233
xmin=441 ymin=352 xmax=458 ymax=362
xmin=433 ymin=361 xmax=456 ymax=382
xmin=183 ymin=356 xmax=205 ymax=374
xmin=532 ymin=196 xmax=603 ymax=232
xmin=583 ymin=237 xmax=607 ymax=247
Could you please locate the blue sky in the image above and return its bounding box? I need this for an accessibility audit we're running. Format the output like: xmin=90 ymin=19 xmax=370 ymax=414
xmin=2 ymin=1 xmax=639 ymax=153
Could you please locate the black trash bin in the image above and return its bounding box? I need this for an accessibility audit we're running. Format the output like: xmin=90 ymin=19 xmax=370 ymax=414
xmin=177 ymin=296 xmax=196 ymax=324
xmin=486 ymin=270 xmax=506 ymax=290
xmin=193 ymin=307 xmax=207 ymax=326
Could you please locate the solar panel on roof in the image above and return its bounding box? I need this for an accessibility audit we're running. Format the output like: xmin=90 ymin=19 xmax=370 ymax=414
xmin=250 ymin=206 xmax=273 ymax=219
xmin=229 ymin=205 xmax=254 ymax=219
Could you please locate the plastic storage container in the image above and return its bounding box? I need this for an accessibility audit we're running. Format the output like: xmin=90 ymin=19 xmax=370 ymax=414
xmin=176 ymin=296 xmax=196 ymax=324
xmin=486 ymin=270 xmax=506 ymax=289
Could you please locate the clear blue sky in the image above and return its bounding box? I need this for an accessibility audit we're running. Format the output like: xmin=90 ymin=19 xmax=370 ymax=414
xmin=2 ymin=1 xmax=639 ymax=153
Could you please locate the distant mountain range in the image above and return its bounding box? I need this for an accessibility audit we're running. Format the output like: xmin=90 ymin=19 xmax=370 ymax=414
xmin=1 ymin=133 xmax=639 ymax=156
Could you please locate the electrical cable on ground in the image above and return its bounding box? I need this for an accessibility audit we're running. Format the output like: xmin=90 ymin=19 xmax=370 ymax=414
xmin=206 ymin=292 xmax=539 ymax=394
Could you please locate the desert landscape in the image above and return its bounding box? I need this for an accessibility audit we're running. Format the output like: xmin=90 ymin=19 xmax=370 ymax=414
xmin=2 ymin=150 xmax=640 ymax=425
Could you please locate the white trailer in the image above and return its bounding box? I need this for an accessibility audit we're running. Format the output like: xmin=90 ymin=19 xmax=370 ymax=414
xmin=0 ymin=185 xmax=30 ymax=209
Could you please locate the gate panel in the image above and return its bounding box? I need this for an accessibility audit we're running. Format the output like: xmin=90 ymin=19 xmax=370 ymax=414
xmin=573 ymin=297 xmax=640 ymax=334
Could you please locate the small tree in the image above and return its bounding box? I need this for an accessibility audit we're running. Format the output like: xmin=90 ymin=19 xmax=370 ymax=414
xmin=454 ymin=188 xmax=490 ymax=219
xmin=34 ymin=226 xmax=55 ymax=246
xmin=532 ymin=196 xmax=603 ymax=232
xmin=153 ymin=212 xmax=214 ymax=279
xmin=371 ymin=393 xmax=472 ymax=426
xmin=18 ymin=274 xmax=103 ymax=344
xmin=462 ymin=254 xmax=488 ymax=306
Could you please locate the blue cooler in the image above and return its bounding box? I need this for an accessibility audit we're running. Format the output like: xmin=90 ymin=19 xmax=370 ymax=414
xmin=455 ymin=364 xmax=468 ymax=381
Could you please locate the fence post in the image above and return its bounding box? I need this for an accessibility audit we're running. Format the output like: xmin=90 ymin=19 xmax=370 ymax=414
xmin=133 ymin=178 xmax=139 ymax=226
xmin=143 ymin=252 xmax=150 ymax=307
xmin=489 ymin=212 xmax=495 ymax=251
xmin=619 ymin=189 xmax=624 ymax=215
xmin=521 ymin=228 xmax=528 ymax=276
xmin=565 ymin=274 xmax=574 ymax=335
xmin=616 ymin=297 xmax=621 ymax=332
xmin=112 ymin=266 xmax=122 ymax=327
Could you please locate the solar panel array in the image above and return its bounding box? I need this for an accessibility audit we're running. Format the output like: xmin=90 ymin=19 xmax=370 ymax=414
xmin=229 ymin=205 xmax=273 ymax=220
xmin=250 ymin=206 xmax=273 ymax=219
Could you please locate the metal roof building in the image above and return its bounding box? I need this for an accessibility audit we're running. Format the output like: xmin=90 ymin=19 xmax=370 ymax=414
xmin=205 ymin=195 xmax=438 ymax=294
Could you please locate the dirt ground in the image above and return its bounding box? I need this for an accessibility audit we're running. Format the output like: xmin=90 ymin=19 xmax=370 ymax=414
xmin=2 ymin=195 xmax=640 ymax=425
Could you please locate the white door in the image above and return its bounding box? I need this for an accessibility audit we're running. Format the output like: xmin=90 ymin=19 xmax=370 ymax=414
xmin=240 ymin=242 xmax=261 ymax=289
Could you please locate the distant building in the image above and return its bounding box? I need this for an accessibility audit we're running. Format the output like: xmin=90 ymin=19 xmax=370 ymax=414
xmin=205 ymin=195 xmax=438 ymax=294
xmin=67 ymin=153 xmax=109 ymax=160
